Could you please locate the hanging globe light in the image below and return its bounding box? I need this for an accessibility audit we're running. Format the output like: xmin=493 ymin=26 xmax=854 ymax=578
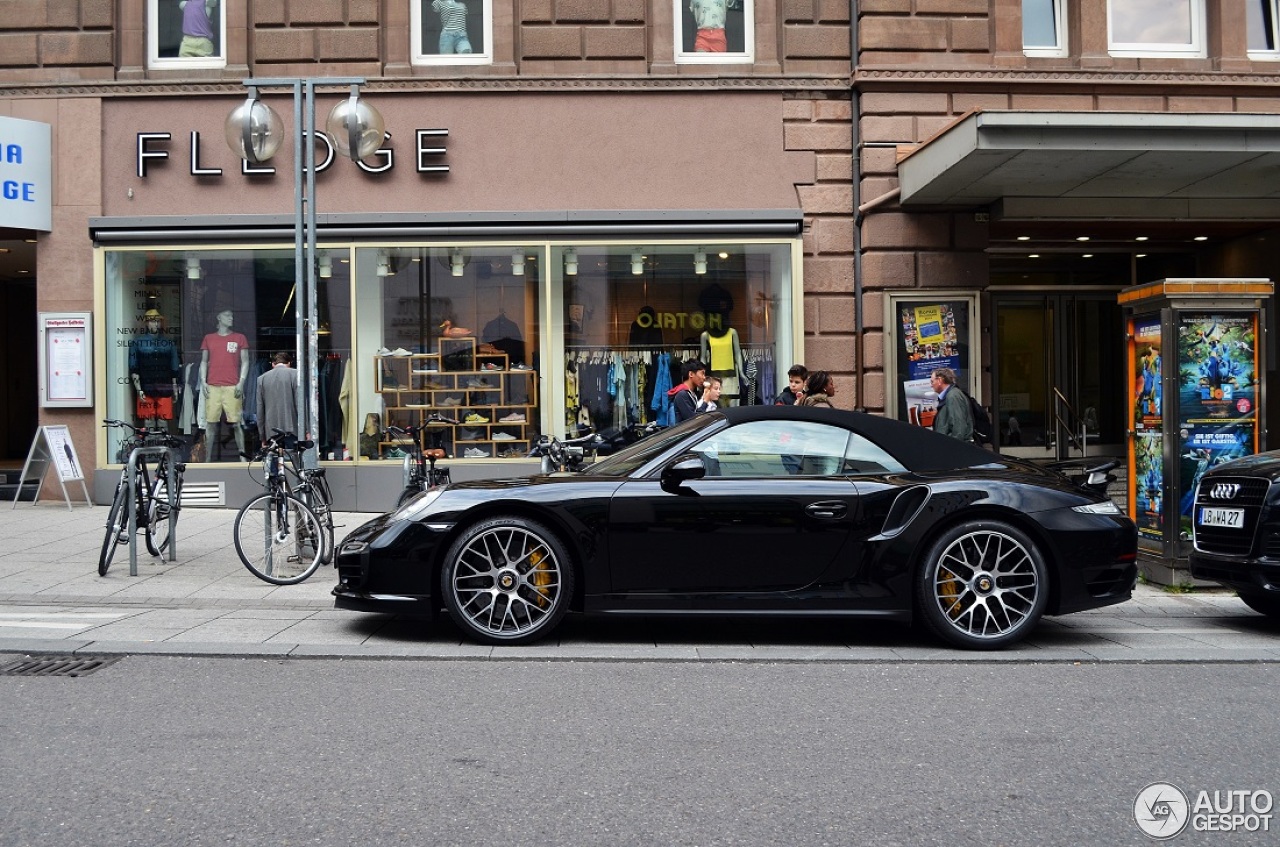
xmin=326 ymin=88 xmax=385 ymax=162
xmin=224 ymin=91 xmax=284 ymax=164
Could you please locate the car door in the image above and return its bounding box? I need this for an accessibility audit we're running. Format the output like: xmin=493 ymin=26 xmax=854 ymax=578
xmin=606 ymin=419 xmax=863 ymax=594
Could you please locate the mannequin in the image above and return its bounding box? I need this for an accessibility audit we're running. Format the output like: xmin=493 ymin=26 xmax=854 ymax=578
xmin=431 ymin=0 xmax=473 ymax=54
xmin=700 ymin=315 xmax=745 ymax=406
xmin=129 ymin=309 xmax=180 ymax=430
xmin=199 ymin=309 xmax=249 ymax=460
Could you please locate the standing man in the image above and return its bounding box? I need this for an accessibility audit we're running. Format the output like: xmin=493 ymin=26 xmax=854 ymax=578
xmin=200 ymin=309 xmax=249 ymax=460
xmin=178 ymin=0 xmax=218 ymax=58
xmin=930 ymin=368 xmax=973 ymax=441
xmin=670 ymin=359 xmax=707 ymax=423
xmin=256 ymin=351 xmax=299 ymax=442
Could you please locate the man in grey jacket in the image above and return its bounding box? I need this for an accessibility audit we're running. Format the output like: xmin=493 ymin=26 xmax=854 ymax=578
xmin=930 ymin=367 xmax=973 ymax=441
xmin=256 ymin=351 xmax=298 ymax=439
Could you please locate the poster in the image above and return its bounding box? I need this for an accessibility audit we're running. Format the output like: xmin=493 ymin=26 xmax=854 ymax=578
xmin=1134 ymin=429 xmax=1164 ymax=541
xmin=897 ymin=300 xmax=968 ymax=426
xmin=1175 ymin=313 xmax=1259 ymax=540
xmin=39 ymin=313 xmax=93 ymax=408
xmin=1130 ymin=317 xmax=1164 ymax=541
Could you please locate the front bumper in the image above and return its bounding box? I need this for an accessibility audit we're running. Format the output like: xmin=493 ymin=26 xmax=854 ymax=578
xmin=332 ymin=515 xmax=447 ymax=613
xmin=1189 ymin=551 xmax=1280 ymax=595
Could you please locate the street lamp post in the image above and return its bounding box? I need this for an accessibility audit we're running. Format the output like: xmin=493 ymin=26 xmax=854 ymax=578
xmin=225 ymin=78 xmax=383 ymax=461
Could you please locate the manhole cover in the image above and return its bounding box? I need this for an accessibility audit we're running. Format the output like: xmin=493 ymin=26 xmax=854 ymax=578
xmin=0 ymin=655 xmax=121 ymax=677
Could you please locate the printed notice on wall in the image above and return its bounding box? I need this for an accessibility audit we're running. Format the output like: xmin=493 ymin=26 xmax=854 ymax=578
xmin=39 ymin=312 xmax=93 ymax=408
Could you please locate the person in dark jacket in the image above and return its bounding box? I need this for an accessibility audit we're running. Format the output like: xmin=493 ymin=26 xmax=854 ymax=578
xmin=672 ymin=359 xmax=707 ymax=423
xmin=930 ymin=367 xmax=973 ymax=441
xmin=775 ymin=363 xmax=808 ymax=405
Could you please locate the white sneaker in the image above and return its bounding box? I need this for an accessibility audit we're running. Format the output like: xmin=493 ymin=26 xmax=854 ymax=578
xmin=492 ymin=432 xmax=516 ymax=441
xmin=376 ymin=347 xmax=393 ymax=356
xmin=438 ymin=397 xmax=462 ymax=407
xmin=390 ymin=348 xmax=412 ymax=356
xmin=463 ymin=447 xmax=488 ymax=458
xmin=499 ymin=413 xmax=526 ymax=423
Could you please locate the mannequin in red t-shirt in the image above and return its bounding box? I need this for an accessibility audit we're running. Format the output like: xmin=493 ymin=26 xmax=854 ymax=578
xmin=199 ymin=309 xmax=250 ymax=460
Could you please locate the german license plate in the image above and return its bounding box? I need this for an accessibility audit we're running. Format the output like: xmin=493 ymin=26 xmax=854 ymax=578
xmin=1198 ymin=507 xmax=1244 ymax=528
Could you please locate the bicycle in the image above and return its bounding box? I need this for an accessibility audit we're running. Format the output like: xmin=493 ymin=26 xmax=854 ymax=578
xmin=529 ymin=429 xmax=602 ymax=474
xmin=99 ymin=419 xmax=186 ymax=576
xmin=232 ymin=430 xmax=333 ymax=585
xmin=387 ymin=414 xmax=459 ymax=508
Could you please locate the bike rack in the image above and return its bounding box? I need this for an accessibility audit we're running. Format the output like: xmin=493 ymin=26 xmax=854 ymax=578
xmin=124 ymin=445 xmax=181 ymax=576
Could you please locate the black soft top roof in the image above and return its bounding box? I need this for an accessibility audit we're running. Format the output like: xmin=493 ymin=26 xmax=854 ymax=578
xmin=716 ymin=404 xmax=997 ymax=472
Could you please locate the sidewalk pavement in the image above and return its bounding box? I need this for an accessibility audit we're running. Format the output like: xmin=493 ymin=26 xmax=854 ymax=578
xmin=1 ymin=501 xmax=1279 ymax=663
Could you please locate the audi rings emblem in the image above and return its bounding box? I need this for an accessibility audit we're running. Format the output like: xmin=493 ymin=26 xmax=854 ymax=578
xmin=1209 ymin=483 xmax=1242 ymax=500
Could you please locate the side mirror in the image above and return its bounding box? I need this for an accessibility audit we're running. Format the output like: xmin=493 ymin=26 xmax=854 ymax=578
xmin=661 ymin=453 xmax=706 ymax=493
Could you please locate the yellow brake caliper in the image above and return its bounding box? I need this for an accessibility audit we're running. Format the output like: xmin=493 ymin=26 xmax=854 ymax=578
xmin=529 ymin=549 xmax=552 ymax=607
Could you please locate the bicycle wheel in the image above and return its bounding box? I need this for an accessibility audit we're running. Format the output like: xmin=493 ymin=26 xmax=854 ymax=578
xmin=145 ymin=465 xmax=183 ymax=557
xmin=233 ymin=491 xmax=325 ymax=585
xmin=98 ymin=480 xmax=129 ymax=576
xmin=298 ymin=475 xmax=336 ymax=565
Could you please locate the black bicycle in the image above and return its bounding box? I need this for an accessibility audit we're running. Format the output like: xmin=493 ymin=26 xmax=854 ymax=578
xmin=99 ymin=420 xmax=186 ymax=576
xmin=232 ymin=430 xmax=334 ymax=585
xmin=388 ymin=415 xmax=459 ymax=508
xmin=529 ymin=429 xmax=602 ymax=474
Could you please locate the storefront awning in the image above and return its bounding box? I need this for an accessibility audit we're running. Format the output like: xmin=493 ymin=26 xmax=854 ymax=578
xmin=897 ymin=111 xmax=1280 ymax=220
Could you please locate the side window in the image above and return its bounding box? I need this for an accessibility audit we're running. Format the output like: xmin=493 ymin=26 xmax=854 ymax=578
xmin=1248 ymin=0 xmax=1280 ymax=56
xmin=1023 ymin=0 xmax=1066 ymax=57
xmin=148 ymin=0 xmax=227 ymax=69
xmin=691 ymin=420 xmax=856 ymax=478
xmin=1108 ymin=0 xmax=1204 ymax=57
xmin=842 ymin=433 xmax=908 ymax=476
xmin=412 ymin=0 xmax=494 ymax=66
xmin=675 ymin=0 xmax=754 ymax=64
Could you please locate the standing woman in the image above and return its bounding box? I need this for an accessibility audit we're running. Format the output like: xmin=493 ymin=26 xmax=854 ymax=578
xmin=798 ymin=371 xmax=835 ymax=408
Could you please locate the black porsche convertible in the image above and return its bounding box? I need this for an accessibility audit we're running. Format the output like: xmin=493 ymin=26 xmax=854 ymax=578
xmin=333 ymin=405 xmax=1137 ymax=649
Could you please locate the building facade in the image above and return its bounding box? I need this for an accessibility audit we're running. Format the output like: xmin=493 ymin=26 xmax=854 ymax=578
xmin=2 ymin=1 xmax=1279 ymax=518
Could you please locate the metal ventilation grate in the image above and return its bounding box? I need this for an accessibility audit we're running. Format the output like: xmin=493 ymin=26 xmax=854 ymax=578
xmin=0 ymin=655 xmax=122 ymax=677
xmin=178 ymin=481 xmax=226 ymax=507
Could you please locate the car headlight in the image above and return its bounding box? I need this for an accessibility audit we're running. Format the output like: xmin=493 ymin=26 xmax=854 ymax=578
xmin=392 ymin=487 xmax=445 ymax=522
xmin=1072 ymin=500 xmax=1122 ymax=515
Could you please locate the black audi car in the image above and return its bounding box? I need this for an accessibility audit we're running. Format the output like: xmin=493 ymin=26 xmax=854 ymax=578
xmin=1189 ymin=451 xmax=1280 ymax=618
xmin=333 ymin=405 xmax=1137 ymax=649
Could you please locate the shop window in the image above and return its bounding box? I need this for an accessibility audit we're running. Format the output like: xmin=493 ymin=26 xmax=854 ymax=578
xmin=552 ymin=243 xmax=795 ymax=436
xmin=148 ymin=0 xmax=227 ymax=69
xmin=1248 ymin=0 xmax=1280 ymax=55
xmin=1023 ymin=0 xmax=1066 ymax=57
xmin=675 ymin=0 xmax=754 ymax=63
xmin=411 ymin=0 xmax=493 ymax=65
xmin=355 ymin=246 xmax=541 ymax=460
xmin=1107 ymin=0 xmax=1204 ymax=57
xmin=102 ymin=248 xmax=352 ymax=464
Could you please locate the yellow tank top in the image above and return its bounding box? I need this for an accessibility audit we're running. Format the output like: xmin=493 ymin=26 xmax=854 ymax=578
xmin=707 ymin=331 xmax=734 ymax=372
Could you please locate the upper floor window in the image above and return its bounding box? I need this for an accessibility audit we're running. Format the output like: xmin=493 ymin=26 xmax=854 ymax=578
xmin=412 ymin=0 xmax=493 ymax=66
xmin=1248 ymin=0 xmax=1280 ymax=56
xmin=148 ymin=0 xmax=227 ymax=69
xmin=675 ymin=0 xmax=754 ymax=64
xmin=1023 ymin=0 xmax=1066 ymax=56
xmin=1108 ymin=0 xmax=1204 ymax=57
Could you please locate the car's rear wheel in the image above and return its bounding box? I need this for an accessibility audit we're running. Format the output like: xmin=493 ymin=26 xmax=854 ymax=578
xmin=441 ymin=516 xmax=574 ymax=645
xmin=1237 ymin=591 xmax=1280 ymax=618
xmin=917 ymin=519 xmax=1048 ymax=649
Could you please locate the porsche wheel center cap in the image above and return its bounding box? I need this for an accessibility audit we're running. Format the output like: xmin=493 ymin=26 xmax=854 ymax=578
xmin=975 ymin=574 xmax=994 ymax=594
xmin=497 ymin=571 xmax=517 ymax=591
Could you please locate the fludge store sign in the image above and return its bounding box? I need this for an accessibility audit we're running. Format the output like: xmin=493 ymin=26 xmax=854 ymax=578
xmin=134 ymin=127 xmax=451 ymax=179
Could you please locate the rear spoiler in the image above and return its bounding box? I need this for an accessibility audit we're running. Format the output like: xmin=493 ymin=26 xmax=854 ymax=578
xmin=1046 ymin=458 xmax=1119 ymax=496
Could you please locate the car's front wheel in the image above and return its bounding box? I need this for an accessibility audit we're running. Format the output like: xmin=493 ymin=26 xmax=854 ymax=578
xmin=1237 ymin=591 xmax=1280 ymax=619
xmin=441 ymin=516 xmax=574 ymax=645
xmin=917 ymin=519 xmax=1048 ymax=649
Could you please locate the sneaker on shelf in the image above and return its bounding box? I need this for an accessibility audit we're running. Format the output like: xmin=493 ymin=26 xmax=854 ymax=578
xmin=499 ymin=412 xmax=526 ymax=423
xmin=457 ymin=427 xmax=483 ymax=441
xmin=492 ymin=432 xmax=516 ymax=441
xmin=390 ymin=347 xmax=413 ymax=356
xmin=376 ymin=347 xmax=393 ymax=356
xmin=423 ymin=380 xmax=447 ymax=390
xmin=480 ymin=362 xmax=502 ymax=371
xmin=511 ymin=363 xmax=534 ymax=371
xmin=498 ymin=447 xmax=525 ymax=458
xmin=465 ymin=378 xmax=495 ymax=389
xmin=463 ymin=447 xmax=488 ymax=459
xmin=464 ymin=413 xmax=490 ymax=424
xmin=438 ymin=396 xmax=463 ymax=407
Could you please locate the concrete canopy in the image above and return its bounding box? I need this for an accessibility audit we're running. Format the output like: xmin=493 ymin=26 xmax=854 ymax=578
xmin=897 ymin=111 xmax=1280 ymax=220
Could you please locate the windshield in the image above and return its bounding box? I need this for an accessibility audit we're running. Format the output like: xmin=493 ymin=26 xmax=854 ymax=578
xmin=587 ymin=414 xmax=722 ymax=477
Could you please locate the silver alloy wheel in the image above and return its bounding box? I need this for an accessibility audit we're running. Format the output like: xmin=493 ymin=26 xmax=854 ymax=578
xmin=448 ymin=524 xmax=564 ymax=639
xmin=929 ymin=528 xmax=1041 ymax=641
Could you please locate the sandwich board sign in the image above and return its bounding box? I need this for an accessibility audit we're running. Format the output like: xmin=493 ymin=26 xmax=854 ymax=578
xmin=11 ymin=425 xmax=93 ymax=510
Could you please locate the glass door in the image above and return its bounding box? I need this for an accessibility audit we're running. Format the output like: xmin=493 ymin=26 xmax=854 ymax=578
xmin=993 ymin=293 xmax=1125 ymax=460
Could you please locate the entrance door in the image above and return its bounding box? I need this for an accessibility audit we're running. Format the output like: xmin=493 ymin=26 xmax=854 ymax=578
xmin=992 ymin=293 xmax=1125 ymax=460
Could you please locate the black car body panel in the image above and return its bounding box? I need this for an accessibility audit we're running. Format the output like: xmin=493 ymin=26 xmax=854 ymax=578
xmin=334 ymin=405 xmax=1137 ymax=645
xmin=1189 ymin=452 xmax=1280 ymax=598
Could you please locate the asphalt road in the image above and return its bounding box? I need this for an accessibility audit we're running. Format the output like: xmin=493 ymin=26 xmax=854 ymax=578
xmin=2 ymin=655 xmax=1275 ymax=847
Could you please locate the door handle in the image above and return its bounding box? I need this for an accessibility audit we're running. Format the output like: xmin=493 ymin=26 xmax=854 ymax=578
xmin=805 ymin=501 xmax=848 ymax=520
